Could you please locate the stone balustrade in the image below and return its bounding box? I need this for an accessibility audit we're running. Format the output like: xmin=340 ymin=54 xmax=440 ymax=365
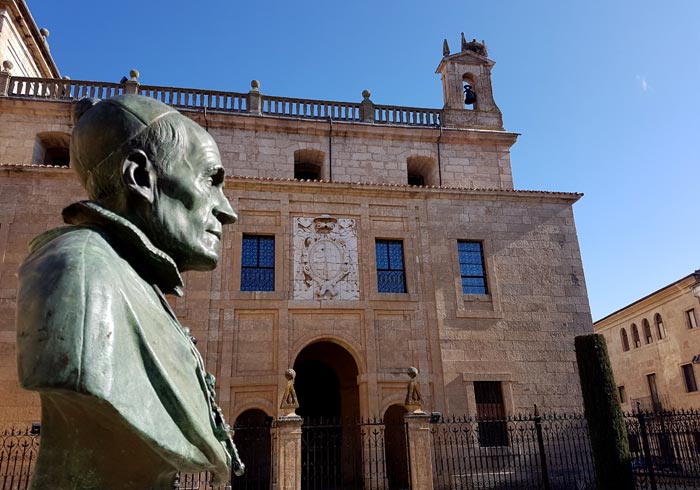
xmin=0 ymin=73 xmax=442 ymax=128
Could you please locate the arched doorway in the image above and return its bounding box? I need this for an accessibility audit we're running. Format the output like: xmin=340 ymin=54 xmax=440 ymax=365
xmin=294 ymin=341 xmax=360 ymax=419
xmin=384 ymin=404 xmax=409 ymax=490
xmin=233 ymin=409 xmax=272 ymax=490
xmin=294 ymin=341 xmax=360 ymax=489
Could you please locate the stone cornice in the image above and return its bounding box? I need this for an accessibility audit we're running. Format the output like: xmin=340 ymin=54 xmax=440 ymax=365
xmin=0 ymin=0 xmax=60 ymax=78
xmin=0 ymin=163 xmax=582 ymax=204
xmin=594 ymin=274 xmax=697 ymax=329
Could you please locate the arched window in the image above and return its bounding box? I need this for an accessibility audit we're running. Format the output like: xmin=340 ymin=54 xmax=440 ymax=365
xmin=642 ymin=319 xmax=653 ymax=344
xmin=655 ymin=313 xmax=666 ymax=340
xmin=462 ymin=73 xmax=477 ymax=111
xmin=294 ymin=149 xmax=325 ymax=180
xmin=621 ymin=328 xmax=630 ymax=352
xmin=406 ymin=156 xmax=437 ymax=187
xmin=631 ymin=324 xmax=641 ymax=348
xmin=33 ymin=131 xmax=70 ymax=166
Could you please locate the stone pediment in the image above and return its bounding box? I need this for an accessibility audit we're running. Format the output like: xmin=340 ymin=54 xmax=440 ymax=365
xmin=436 ymin=50 xmax=495 ymax=73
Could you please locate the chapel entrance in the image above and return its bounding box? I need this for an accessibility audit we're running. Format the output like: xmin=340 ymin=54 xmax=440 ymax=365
xmin=384 ymin=404 xmax=410 ymax=490
xmin=293 ymin=341 xmax=360 ymax=489
xmin=232 ymin=409 xmax=272 ymax=490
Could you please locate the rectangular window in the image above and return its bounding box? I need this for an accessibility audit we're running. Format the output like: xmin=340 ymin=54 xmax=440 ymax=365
xmin=240 ymin=235 xmax=275 ymax=291
xmin=474 ymin=381 xmax=508 ymax=447
xmin=618 ymin=385 xmax=627 ymax=403
xmin=682 ymin=364 xmax=698 ymax=392
xmin=376 ymin=240 xmax=406 ymax=293
xmin=458 ymin=241 xmax=488 ymax=294
xmin=687 ymin=309 xmax=698 ymax=329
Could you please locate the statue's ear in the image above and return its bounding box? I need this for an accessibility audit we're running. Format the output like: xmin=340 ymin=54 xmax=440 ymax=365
xmin=121 ymin=150 xmax=156 ymax=203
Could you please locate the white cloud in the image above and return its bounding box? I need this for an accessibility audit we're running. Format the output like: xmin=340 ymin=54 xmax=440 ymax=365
xmin=636 ymin=75 xmax=650 ymax=92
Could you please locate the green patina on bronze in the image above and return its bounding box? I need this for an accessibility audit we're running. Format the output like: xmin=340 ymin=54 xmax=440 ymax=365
xmin=16 ymin=95 xmax=243 ymax=489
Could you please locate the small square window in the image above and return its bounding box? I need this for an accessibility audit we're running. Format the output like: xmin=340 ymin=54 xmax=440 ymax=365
xmin=618 ymin=385 xmax=627 ymax=403
xmin=458 ymin=241 xmax=488 ymax=295
xmin=375 ymin=240 xmax=406 ymax=293
xmin=241 ymin=235 xmax=275 ymax=291
xmin=682 ymin=364 xmax=698 ymax=393
xmin=687 ymin=309 xmax=698 ymax=329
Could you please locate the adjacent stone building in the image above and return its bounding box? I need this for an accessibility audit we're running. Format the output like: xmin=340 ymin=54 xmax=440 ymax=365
xmin=0 ymin=0 xmax=593 ymax=430
xmin=595 ymin=270 xmax=700 ymax=412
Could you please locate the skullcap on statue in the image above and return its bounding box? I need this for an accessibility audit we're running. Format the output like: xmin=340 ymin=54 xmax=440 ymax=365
xmin=70 ymin=95 xmax=178 ymax=199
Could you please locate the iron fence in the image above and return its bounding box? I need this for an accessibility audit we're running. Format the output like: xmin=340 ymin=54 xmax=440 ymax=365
xmin=3 ymin=409 xmax=700 ymax=490
xmin=301 ymin=417 xmax=411 ymax=490
xmin=0 ymin=426 xmax=39 ymax=490
xmin=431 ymin=411 xmax=595 ymax=490
xmin=627 ymin=409 xmax=700 ymax=490
xmin=177 ymin=423 xmax=272 ymax=490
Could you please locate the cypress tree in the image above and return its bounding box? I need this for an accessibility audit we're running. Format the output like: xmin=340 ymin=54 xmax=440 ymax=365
xmin=575 ymin=333 xmax=635 ymax=489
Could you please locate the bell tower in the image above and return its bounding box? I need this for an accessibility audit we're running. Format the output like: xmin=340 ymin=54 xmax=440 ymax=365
xmin=436 ymin=33 xmax=503 ymax=130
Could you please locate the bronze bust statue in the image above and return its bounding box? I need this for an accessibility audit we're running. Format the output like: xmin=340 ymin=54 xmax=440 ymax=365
xmin=16 ymin=95 xmax=243 ymax=489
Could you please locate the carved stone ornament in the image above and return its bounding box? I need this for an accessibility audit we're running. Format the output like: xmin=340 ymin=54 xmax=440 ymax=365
xmin=293 ymin=215 xmax=359 ymax=300
xmin=405 ymin=366 xmax=424 ymax=413
xmin=280 ymin=368 xmax=299 ymax=416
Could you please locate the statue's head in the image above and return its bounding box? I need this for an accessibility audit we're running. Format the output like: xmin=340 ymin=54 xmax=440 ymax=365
xmin=70 ymin=95 xmax=237 ymax=271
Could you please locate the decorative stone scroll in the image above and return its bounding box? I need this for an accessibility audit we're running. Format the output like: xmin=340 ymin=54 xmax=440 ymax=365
xmin=293 ymin=215 xmax=359 ymax=300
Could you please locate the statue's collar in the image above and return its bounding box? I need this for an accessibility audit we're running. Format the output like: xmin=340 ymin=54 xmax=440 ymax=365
xmin=61 ymin=201 xmax=185 ymax=297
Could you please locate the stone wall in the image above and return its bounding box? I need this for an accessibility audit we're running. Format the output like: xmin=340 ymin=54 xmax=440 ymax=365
xmin=0 ymin=161 xmax=591 ymax=423
xmin=0 ymin=98 xmax=515 ymax=190
xmin=0 ymin=9 xmax=43 ymax=77
xmin=596 ymin=275 xmax=700 ymax=411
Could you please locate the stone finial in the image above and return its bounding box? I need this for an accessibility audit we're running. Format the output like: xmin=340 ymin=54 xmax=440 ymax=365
xmin=280 ymin=368 xmax=299 ymax=416
xmin=443 ymin=39 xmax=450 ymax=57
xmin=405 ymin=367 xmax=424 ymax=413
xmin=2 ymin=60 xmax=14 ymax=73
xmin=250 ymin=79 xmax=260 ymax=92
xmin=461 ymin=32 xmax=468 ymax=51
xmin=129 ymin=69 xmax=140 ymax=81
xmin=40 ymin=28 xmax=49 ymax=38
xmin=62 ymin=75 xmax=71 ymax=80
xmin=361 ymin=89 xmax=371 ymax=100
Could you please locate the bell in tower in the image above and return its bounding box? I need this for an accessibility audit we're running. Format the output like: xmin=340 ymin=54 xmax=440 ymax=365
xmin=436 ymin=33 xmax=504 ymax=130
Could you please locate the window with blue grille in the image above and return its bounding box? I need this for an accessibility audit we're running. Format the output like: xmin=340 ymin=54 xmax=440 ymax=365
xmin=458 ymin=241 xmax=488 ymax=295
xmin=241 ymin=235 xmax=275 ymax=291
xmin=375 ymin=240 xmax=406 ymax=293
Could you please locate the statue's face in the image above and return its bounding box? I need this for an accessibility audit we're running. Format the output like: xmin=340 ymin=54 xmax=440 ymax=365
xmin=149 ymin=120 xmax=237 ymax=271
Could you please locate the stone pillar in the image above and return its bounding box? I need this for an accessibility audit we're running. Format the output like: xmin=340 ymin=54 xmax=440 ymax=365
xmin=248 ymin=80 xmax=261 ymax=115
xmin=403 ymin=367 xmax=434 ymax=490
xmin=0 ymin=60 xmax=13 ymax=96
xmin=123 ymin=69 xmax=140 ymax=95
xmin=272 ymin=415 xmax=303 ymax=490
xmin=359 ymin=89 xmax=374 ymax=123
xmin=405 ymin=412 xmax=434 ymax=490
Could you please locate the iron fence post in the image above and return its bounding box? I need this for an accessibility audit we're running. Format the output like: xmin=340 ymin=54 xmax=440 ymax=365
xmin=637 ymin=409 xmax=657 ymax=490
xmin=534 ymin=405 xmax=551 ymax=490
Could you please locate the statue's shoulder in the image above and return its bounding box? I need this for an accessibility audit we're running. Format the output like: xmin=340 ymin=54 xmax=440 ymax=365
xmin=21 ymin=225 xmax=121 ymax=280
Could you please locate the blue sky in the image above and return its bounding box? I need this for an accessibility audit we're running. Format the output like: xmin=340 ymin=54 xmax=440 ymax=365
xmin=28 ymin=0 xmax=699 ymax=321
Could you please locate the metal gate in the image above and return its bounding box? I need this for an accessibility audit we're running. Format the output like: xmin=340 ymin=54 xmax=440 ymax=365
xmin=301 ymin=417 xmax=410 ymax=490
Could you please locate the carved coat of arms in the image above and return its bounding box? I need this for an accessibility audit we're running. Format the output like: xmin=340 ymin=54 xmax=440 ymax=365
xmin=293 ymin=215 xmax=359 ymax=300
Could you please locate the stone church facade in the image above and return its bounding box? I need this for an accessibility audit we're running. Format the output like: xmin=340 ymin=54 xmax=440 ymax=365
xmin=0 ymin=1 xmax=593 ymax=426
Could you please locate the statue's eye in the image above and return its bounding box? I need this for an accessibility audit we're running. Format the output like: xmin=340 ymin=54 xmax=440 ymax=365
xmin=207 ymin=168 xmax=225 ymax=186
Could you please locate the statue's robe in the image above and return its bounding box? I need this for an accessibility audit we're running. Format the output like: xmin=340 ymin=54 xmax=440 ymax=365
xmin=16 ymin=201 xmax=231 ymax=489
